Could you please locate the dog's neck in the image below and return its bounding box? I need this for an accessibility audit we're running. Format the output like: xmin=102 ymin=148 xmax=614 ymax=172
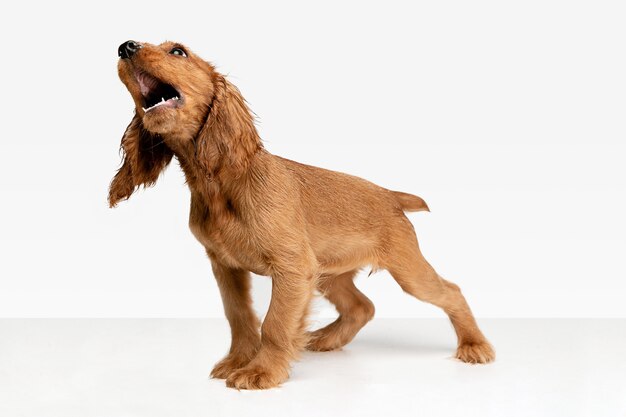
xmin=164 ymin=74 xmax=264 ymax=207
xmin=174 ymin=138 xmax=262 ymax=187
xmin=171 ymin=122 xmax=263 ymax=208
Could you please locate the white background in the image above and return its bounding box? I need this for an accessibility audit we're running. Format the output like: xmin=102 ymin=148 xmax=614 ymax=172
xmin=1 ymin=0 xmax=624 ymax=319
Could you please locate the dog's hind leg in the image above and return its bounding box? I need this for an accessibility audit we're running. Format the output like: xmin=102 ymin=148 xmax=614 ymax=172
xmin=306 ymin=270 xmax=375 ymax=352
xmin=382 ymin=218 xmax=495 ymax=364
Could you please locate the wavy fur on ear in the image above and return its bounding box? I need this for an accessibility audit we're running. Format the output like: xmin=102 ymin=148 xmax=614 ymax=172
xmin=108 ymin=115 xmax=173 ymax=207
xmin=196 ymin=74 xmax=262 ymax=177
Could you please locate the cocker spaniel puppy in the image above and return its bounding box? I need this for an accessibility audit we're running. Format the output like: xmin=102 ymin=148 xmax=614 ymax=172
xmin=110 ymin=40 xmax=495 ymax=390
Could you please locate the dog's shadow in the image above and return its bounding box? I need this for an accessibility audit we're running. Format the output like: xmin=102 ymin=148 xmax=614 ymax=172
xmin=296 ymin=329 xmax=455 ymax=383
xmin=350 ymin=335 xmax=452 ymax=354
xmin=306 ymin=323 xmax=454 ymax=358
xmin=304 ymin=320 xmax=456 ymax=355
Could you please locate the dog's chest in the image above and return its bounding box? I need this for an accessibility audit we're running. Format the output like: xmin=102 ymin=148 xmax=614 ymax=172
xmin=188 ymin=194 xmax=267 ymax=274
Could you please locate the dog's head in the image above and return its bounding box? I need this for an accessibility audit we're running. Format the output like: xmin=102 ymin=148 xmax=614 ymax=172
xmin=109 ymin=40 xmax=261 ymax=207
xmin=117 ymin=40 xmax=216 ymax=137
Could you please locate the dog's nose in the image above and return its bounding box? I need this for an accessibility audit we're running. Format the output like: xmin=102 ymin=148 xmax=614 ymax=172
xmin=118 ymin=40 xmax=142 ymax=59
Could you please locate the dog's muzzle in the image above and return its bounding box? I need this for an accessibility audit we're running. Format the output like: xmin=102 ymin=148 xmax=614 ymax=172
xmin=118 ymin=40 xmax=142 ymax=59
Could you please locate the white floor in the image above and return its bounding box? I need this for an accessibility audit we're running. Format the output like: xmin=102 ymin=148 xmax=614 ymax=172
xmin=0 ymin=319 xmax=624 ymax=417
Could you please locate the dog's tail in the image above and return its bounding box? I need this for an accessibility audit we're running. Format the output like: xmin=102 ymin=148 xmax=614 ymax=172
xmin=391 ymin=191 xmax=430 ymax=213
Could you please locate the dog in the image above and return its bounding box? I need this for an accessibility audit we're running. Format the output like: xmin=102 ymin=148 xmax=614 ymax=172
xmin=110 ymin=40 xmax=495 ymax=390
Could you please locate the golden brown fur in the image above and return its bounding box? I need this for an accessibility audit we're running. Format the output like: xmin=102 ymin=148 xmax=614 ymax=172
xmin=110 ymin=40 xmax=495 ymax=390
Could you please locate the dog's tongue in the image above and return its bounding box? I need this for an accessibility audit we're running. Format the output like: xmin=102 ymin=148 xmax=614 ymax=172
xmin=135 ymin=71 xmax=159 ymax=97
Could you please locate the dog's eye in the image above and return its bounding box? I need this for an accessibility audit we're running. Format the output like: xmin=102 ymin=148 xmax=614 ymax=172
xmin=170 ymin=48 xmax=187 ymax=57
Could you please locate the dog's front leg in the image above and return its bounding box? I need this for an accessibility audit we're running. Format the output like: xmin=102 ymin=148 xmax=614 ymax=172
xmin=209 ymin=259 xmax=261 ymax=380
xmin=225 ymin=265 xmax=316 ymax=390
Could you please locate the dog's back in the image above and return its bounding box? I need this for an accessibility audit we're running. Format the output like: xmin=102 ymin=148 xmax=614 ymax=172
xmin=278 ymin=155 xmax=427 ymax=220
xmin=275 ymin=156 xmax=428 ymax=273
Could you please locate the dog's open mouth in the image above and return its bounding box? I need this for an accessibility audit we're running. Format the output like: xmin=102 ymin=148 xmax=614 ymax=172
xmin=135 ymin=70 xmax=182 ymax=113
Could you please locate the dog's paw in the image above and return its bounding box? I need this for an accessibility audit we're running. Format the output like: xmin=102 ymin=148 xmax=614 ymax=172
xmin=225 ymin=364 xmax=287 ymax=390
xmin=455 ymin=341 xmax=496 ymax=364
xmin=210 ymin=354 xmax=253 ymax=379
xmin=305 ymin=330 xmax=342 ymax=352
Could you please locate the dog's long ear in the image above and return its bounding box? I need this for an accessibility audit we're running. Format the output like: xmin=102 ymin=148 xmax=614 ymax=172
xmin=196 ymin=75 xmax=262 ymax=175
xmin=108 ymin=115 xmax=173 ymax=207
